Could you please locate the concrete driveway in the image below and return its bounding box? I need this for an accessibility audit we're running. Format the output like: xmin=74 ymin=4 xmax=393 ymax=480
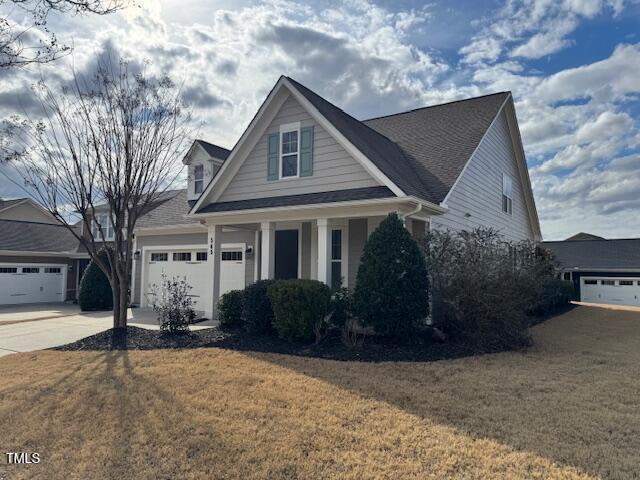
xmin=0 ymin=304 xmax=215 ymax=356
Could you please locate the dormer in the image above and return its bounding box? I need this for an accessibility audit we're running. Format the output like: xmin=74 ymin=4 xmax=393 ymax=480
xmin=183 ymin=140 xmax=231 ymax=201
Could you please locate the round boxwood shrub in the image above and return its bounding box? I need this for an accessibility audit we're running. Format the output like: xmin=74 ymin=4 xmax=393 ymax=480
xmin=79 ymin=248 xmax=113 ymax=311
xmin=218 ymin=289 xmax=244 ymax=328
xmin=242 ymin=279 xmax=276 ymax=335
xmin=353 ymin=212 xmax=429 ymax=339
xmin=268 ymin=279 xmax=332 ymax=342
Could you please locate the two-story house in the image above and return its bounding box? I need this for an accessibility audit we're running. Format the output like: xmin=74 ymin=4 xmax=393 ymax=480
xmin=131 ymin=76 xmax=540 ymax=319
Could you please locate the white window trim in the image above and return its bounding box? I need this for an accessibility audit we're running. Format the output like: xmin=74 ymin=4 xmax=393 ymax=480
xmin=279 ymin=121 xmax=301 ymax=180
xmin=193 ymin=164 xmax=205 ymax=194
xmin=92 ymin=213 xmax=114 ymax=241
xmin=502 ymin=173 xmax=513 ymax=216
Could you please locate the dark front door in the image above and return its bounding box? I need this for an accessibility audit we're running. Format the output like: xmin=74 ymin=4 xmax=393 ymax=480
xmin=274 ymin=230 xmax=298 ymax=280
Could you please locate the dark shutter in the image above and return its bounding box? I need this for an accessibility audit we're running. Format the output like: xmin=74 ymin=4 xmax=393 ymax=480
xmin=299 ymin=126 xmax=314 ymax=177
xmin=267 ymin=133 xmax=279 ymax=181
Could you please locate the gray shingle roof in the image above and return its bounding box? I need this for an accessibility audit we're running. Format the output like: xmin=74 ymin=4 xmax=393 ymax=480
xmin=197 ymin=186 xmax=394 ymax=214
xmin=363 ymin=92 xmax=510 ymax=204
xmin=0 ymin=219 xmax=80 ymax=253
xmin=136 ymin=190 xmax=198 ymax=228
xmin=565 ymin=232 xmax=605 ymax=241
xmin=196 ymin=140 xmax=231 ymax=160
xmin=0 ymin=198 xmax=27 ymax=211
xmin=542 ymin=239 xmax=640 ymax=270
xmin=287 ymin=76 xmax=509 ymax=204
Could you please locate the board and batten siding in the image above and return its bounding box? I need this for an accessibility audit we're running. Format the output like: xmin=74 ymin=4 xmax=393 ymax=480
xmin=431 ymin=110 xmax=534 ymax=242
xmin=217 ymin=95 xmax=380 ymax=203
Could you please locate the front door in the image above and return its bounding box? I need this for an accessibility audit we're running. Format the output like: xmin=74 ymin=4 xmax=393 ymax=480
xmin=274 ymin=230 xmax=298 ymax=280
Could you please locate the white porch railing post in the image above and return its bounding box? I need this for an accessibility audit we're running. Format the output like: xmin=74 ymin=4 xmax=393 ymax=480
xmin=260 ymin=221 xmax=275 ymax=280
xmin=316 ymin=218 xmax=330 ymax=285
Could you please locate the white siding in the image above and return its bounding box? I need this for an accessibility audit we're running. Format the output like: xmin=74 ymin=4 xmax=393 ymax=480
xmin=217 ymin=95 xmax=380 ymax=202
xmin=431 ymin=110 xmax=534 ymax=241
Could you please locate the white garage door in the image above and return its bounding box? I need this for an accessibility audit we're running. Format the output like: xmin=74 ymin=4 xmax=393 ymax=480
xmin=581 ymin=277 xmax=640 ymax=307
xmin=0 ymin=264 xmax=66 ymax=305
xmin=143 ymin=248 xmax=211 ymax=313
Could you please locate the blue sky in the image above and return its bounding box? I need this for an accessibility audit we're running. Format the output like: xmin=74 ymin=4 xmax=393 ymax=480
xmin=1 ymin=0 xmax=639 ymax=239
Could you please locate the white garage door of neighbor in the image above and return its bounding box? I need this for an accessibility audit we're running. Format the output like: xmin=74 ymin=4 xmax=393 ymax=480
xmin=144 ymin=248 xmax=211 ymax=312
xmin=219 ymin=244 xmax=246 ymax=297
xmin=581 ymin=277 xmax=640 ymax=307
xmin=0 ymin=264 xmax=66 ymax=305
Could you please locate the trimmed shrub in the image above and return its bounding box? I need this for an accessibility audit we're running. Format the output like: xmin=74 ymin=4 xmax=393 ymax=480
xmin=329 ymin=287 xmax=352 ymax=328
xmin=242 ymin=279 xmax=276 ymax=335
xmin=526 ymin=277 xmax=574 ymax=318
xmin=148 ymin=273 xmax=196 ymax=332
xmin=353 ymin=213 xmax=429 ymax=339
xmin=79 ymin=248 xmax=113 ymax=311
xmin=268 ymin=279 xmax=332 ymax=342
xmin=218 ymin=290 xmax=244 ymax=328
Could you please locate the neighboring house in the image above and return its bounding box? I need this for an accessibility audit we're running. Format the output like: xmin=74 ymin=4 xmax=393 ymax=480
xmin=543 ymin=234 xmax=640 ymax=307
xmin=0 ymin=198 xmax=60 ymax=224
xmin=0 ymin=214 xmax=88 ymax=305
xmin=131 ymin=76 xmax=540 ymax=319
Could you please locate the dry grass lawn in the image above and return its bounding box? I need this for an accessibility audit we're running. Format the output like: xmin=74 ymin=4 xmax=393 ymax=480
xmin=1 ymin=305 xmax=639 ymax=479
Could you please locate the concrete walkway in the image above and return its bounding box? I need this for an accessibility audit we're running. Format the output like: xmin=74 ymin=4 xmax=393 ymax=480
xmin=571 ymin=301 xmax=640 ymax=313
xmin=0 ymin=306 xmax=216 ymax=357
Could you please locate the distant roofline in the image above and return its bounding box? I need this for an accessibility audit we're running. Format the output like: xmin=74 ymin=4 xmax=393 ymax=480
xmin=542 ymin=237 xmax=640 ymax=243
xmin=0 ymin=218 xmax=72 ymax=228
xmin=362 ymin=91 xmax=512 ymax=123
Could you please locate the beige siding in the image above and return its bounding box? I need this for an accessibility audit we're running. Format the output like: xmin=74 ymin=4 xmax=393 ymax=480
xmin=0 ymin=203 xmax=58 ymax=224
xmin=217 ymin=95 xmax=380 ymax=202
xmin=431 ymin=110 xmax=534 ymax=241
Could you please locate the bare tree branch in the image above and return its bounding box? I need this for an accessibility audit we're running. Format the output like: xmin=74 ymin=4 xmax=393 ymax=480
xmin=0 ymin=0 xmax=128 ymax=68
xmin=1 ymin=54 xmax=194 ymax=328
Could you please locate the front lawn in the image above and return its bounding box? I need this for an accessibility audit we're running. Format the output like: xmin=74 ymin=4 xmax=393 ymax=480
xmin=1 ymin=306 xmax=639 ymax=479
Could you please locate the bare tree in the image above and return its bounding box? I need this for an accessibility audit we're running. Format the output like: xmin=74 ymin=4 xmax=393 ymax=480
xmin=1 ymin=0 xmax=126 ymax=69
xmin=1 ymin=57 xmax=193 ymax=328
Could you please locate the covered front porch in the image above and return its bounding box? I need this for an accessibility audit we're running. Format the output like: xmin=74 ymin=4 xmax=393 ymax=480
xmin=197 ymin=197 xmax=443 ymax=318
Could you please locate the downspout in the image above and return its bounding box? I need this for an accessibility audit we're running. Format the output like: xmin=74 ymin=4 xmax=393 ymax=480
xmin=401 ymin=202 xmax=423 ymax=224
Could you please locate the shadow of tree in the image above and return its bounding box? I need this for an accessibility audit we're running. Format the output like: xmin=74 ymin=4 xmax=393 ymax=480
xmin=241 ymin=306 xmax=640 ymax=479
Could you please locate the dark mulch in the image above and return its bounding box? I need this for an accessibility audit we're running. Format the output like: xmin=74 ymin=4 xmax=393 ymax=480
xmin=53 ymin=326 xmax=481 ymax=363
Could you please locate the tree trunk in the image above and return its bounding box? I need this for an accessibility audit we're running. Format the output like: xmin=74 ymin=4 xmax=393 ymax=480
xmin=112 ymin=277 xmax=128 ymax=329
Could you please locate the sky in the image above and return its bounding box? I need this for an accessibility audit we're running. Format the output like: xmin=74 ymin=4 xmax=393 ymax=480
xmin=0 ymin=0 xmax=639 ymax=240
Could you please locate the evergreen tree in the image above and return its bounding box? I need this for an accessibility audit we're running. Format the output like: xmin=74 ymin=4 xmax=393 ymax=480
xmin=353 ymin=213 xmax=429 ymax=339
xmin=79 ymin=248 xmax=113 ymax=311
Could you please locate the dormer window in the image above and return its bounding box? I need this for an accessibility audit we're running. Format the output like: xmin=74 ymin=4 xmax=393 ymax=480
xmin=280 ymin=123 xmax=299 ymax=178
xmin=194 ymin=164 xmax=204 ymax=194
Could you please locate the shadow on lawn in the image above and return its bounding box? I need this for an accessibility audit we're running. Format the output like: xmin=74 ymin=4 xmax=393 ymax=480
xmin=245 ymin=306 xmax=640 ymax=480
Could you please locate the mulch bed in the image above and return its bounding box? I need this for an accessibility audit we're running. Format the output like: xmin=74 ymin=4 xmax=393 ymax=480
xmin=53 ymin=326 xmax=481 ymax=362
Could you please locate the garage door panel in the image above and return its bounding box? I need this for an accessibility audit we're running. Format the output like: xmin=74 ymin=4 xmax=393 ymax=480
xmin=144 ymin=249 xmax=211 ymax=313
xmin=581 ymin=277 xmax=640 ymax=307
xmin=0 ymin=264 xmax=66 ymax=305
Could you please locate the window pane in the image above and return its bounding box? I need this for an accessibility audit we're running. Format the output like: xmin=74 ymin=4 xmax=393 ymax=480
xmin=151 ymin=253 xmax=168 ymax=262
xmin=194 ymin=164 xmax=204 ymax=180
xmin=0 ymin=267 xmax=17 ymax=273
xmin=194 ymin=179 xmax=203 ymax=194
xmin=196 ymin=252 xmax=208 ymax=261
xmin=44 ymin=267 xmax=61 ymax=273
xmin=331 ymin=262 xmax=342 ymax=290
xmin=620 ymin=280 xmax=633 ymax=286
xmin=173 ymin=252 xmax=191 ymax=261
xmin=282 ymin=131 xmax=298 ymax=154
xmin=22 ymin=267 xmax=40 ymax=273
xmin=601 ymin=280 xmax=614 ymax=286
xmin=282 ymin=155 xmax=298 ymax=177
xmin=331 ymin=230 xmax=342 ymax=260
xmin=584 ymin=279 xmax=597 ymax=285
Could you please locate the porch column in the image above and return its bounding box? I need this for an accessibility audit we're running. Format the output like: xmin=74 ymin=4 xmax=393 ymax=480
xmin=316 ymin=218 xmax=331 ymax=285
xmin=208 ymin=224 xmax=222 ymax=319
xmin=260 ymin=221 xmax=275 ymax=280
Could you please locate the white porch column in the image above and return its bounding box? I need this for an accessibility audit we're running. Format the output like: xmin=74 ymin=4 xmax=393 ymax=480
xmin=316 ymin=218 xmax=331 ymax=285
xmin=208 ymin=224 xmax=222 ymax=319
xmin=260 ymin=221 xmax=275 ymax=280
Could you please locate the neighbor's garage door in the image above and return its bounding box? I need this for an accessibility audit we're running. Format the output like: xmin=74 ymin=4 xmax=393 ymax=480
xmin=143 ymin=248 xmax=211 ymax=313
xmin=0 ymin=264 xmax=66 ymax=305
xmin=581 ymin=277 xmax=640 ymax=307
